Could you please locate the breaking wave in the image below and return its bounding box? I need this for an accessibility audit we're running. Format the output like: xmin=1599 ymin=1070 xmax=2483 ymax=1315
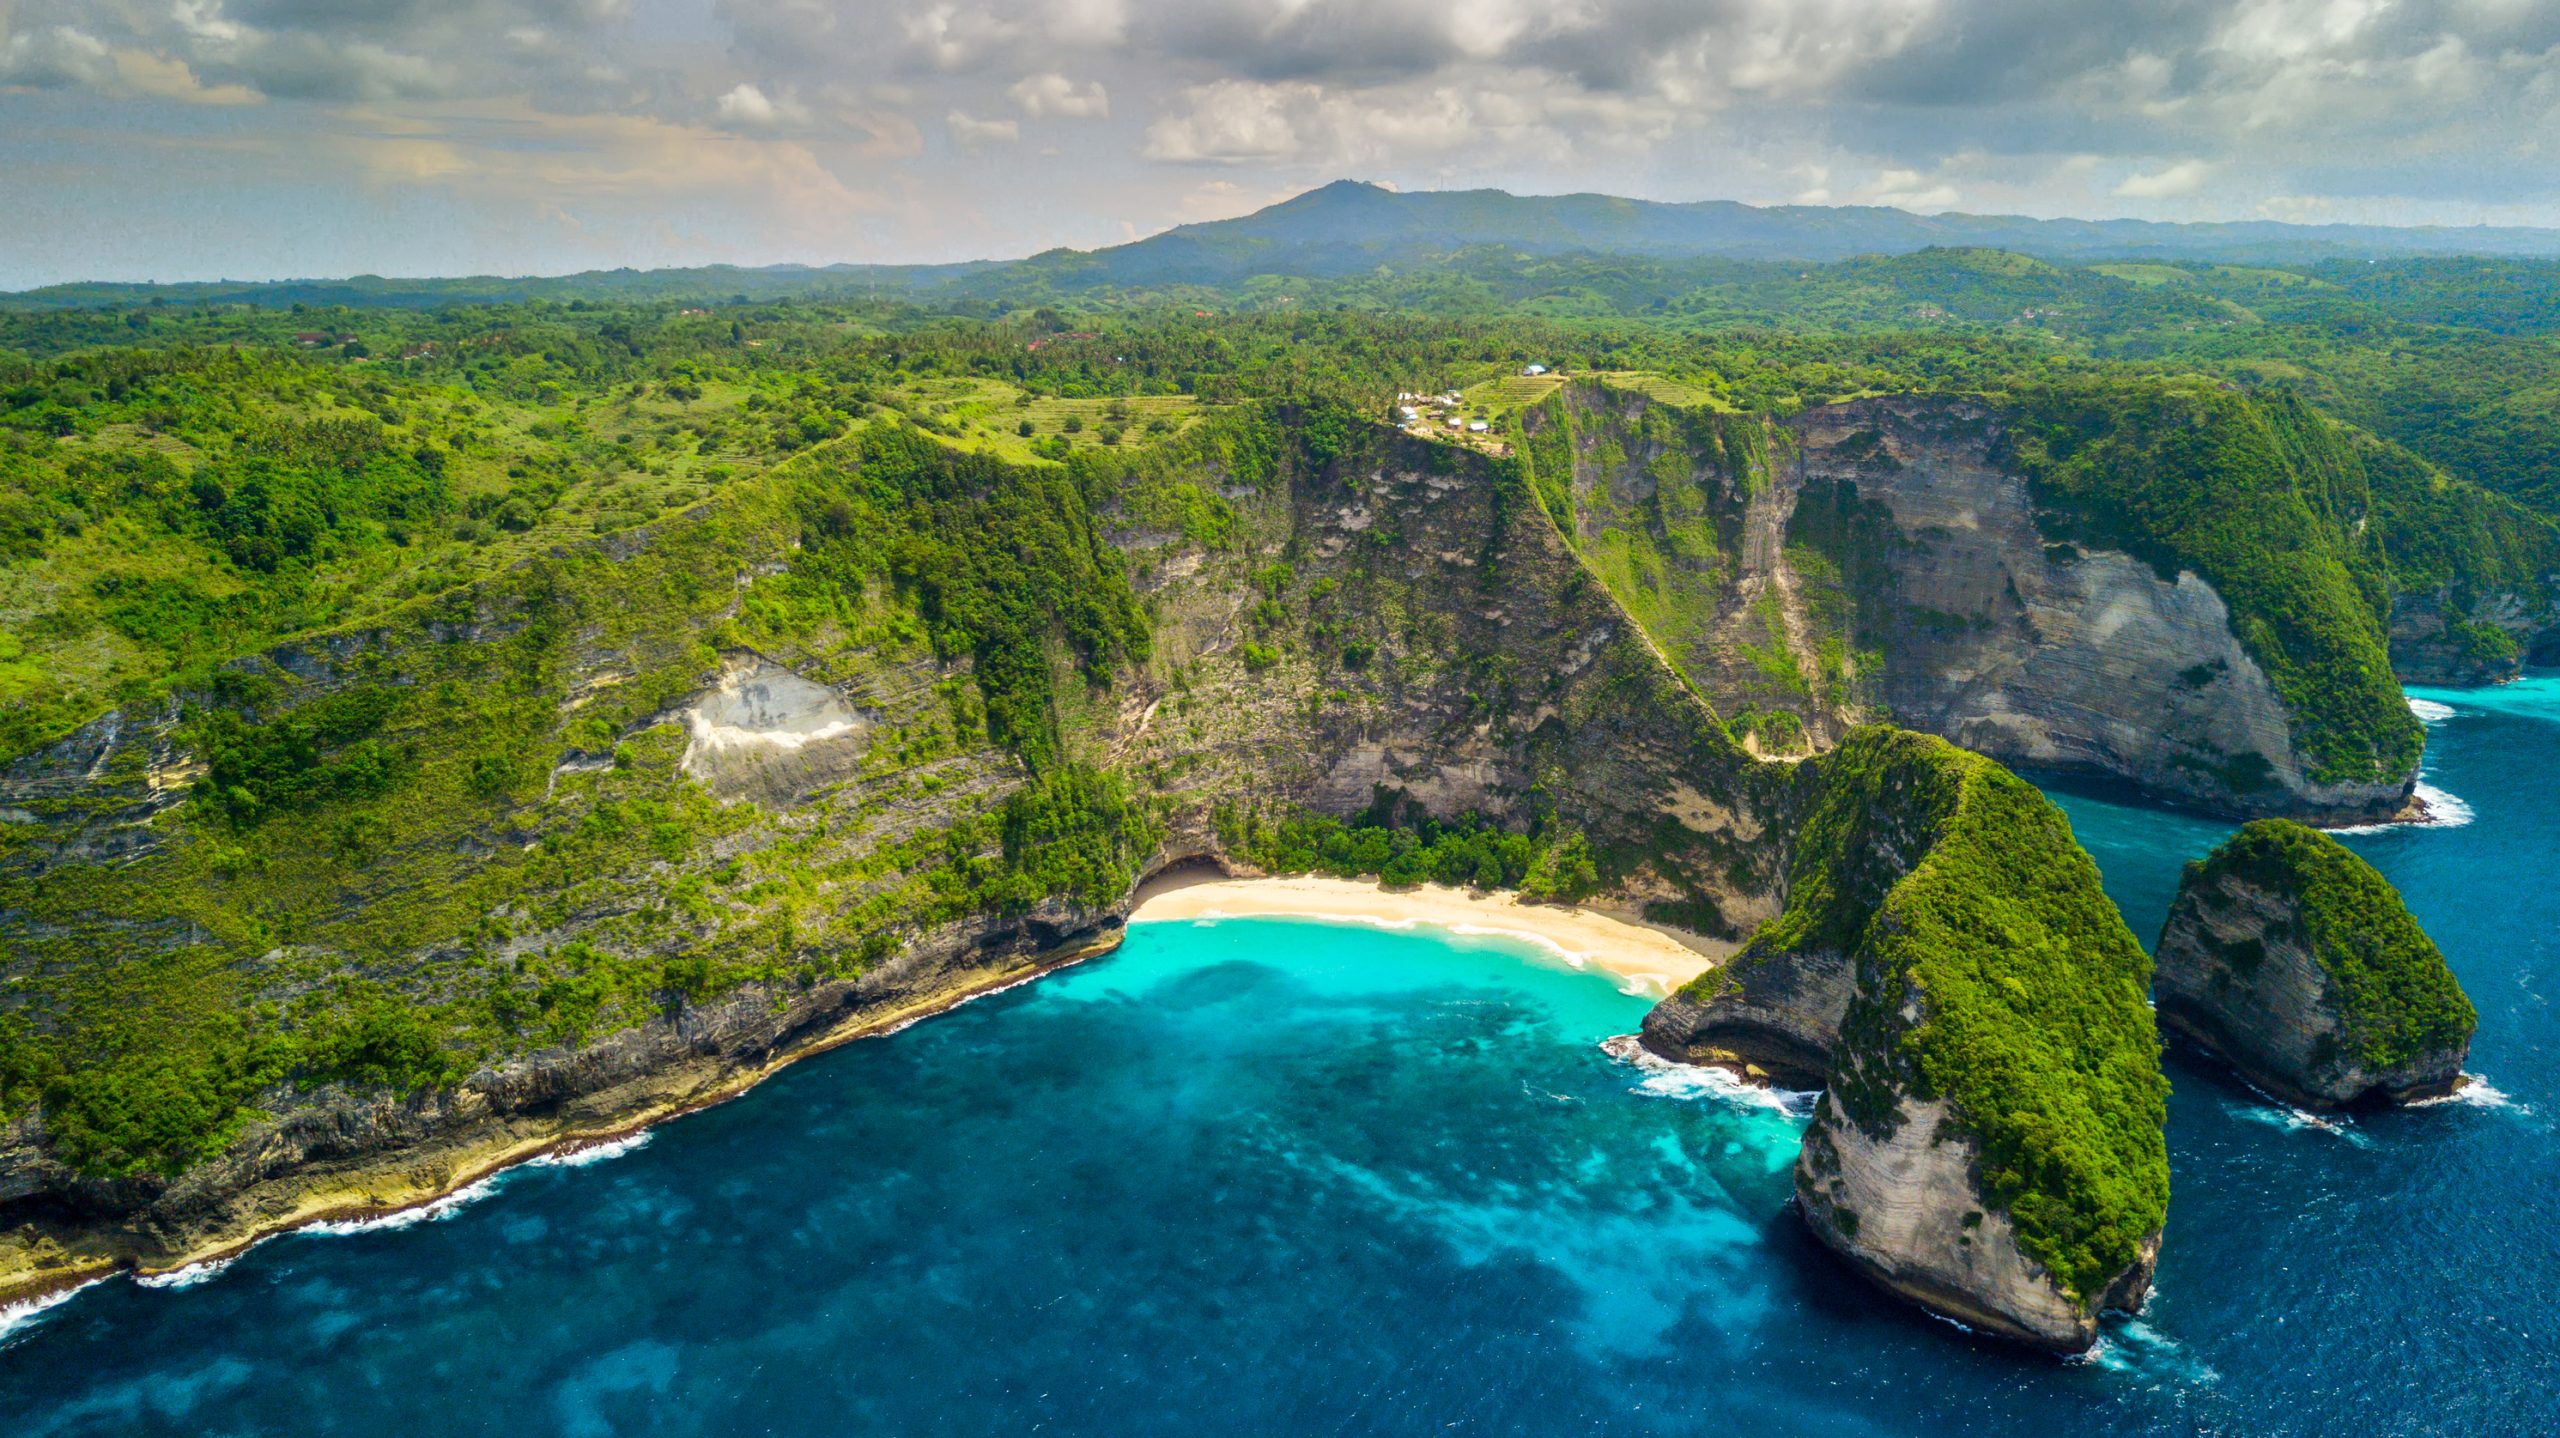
xmin=136 ymin=1249 xmax=253 ymax=1290
xmin=2083 ymin=1303 xmax=2219 ymax=1386
xmin=0 ymin=1278 xmax=106 ymax=1344
xmin=2330 ymin=780 xmax=2473 ymax=835
xmin=2226 ymin=1098 xmax=2373 ymax=1148
xmin=1598 ymin=1034 xmax=1819 ymax=1119
xmin=2408 ymin=697 xmax=2457 ymax=725
xmin=302 ymin=1176 xmax=503 ymax=1237
xmin=530 ymin=1129 xmax=655 ymax=1168
xmin=2408 ymin=1075 xmax=2522 ymax=1113
xmin=2411 ymin=781 xmax=2475 ymax=828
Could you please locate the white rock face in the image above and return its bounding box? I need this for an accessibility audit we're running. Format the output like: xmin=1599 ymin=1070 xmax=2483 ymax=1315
xmin=2155 ymin=869 xmax=2470 ymax=1107
xmin=1792 ymin=397 xmax=2409 ymax=822
xmin=679 ymin=655 xmax=871 ymax=803
xmin=1544 ymin=384 xmax=2414 ymax=821
xmin=1795 ymin=1093 xmax=2134 ymax=1351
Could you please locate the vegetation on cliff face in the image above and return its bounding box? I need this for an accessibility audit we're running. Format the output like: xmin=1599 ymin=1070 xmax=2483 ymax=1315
xmin=1513 ymin=384 xmax=1864 ymax=745
xmin=0 ymin=400 xmax=1208 ymax=1176
xmin=0 ymin=284 xmax=2488 ymax=1274
xmin=1762 ymin=729 xmax=2168 ymax=1306
xmin=2179 ymin=820 xmax=2475 ymax=1070
xmin=2005 ymin=379 xmax=2423 ymax=788
xmin=1215 ymin=801 xmax=1600 ymax=902
xmin=790 ymin=424 xmax=1149 ymax=772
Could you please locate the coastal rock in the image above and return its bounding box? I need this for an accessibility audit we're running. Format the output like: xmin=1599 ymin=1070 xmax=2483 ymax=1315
xmin=2155 ymin=819 xmax=2475 ymax=1107
xmin=1635 ymin=950 xmax=1849 ymax=1089
xmin=1643 ymin=730 xmax=2167 ymax=1353
xmin=0 ymin=413 xmax=2161 ymax=1347
xmin=1793 ymin=397 xmax=2405 ymax=822
xmin=1795 ymin=1094 xmax=2158 ymax=1352
xmin=0 ymin=416 xmax=1790 ymax=1291
xmin=1530 ymin=383 xmax=2416 ymax=822
xmin=2387 ymin=587 xmax=2560 ymax=687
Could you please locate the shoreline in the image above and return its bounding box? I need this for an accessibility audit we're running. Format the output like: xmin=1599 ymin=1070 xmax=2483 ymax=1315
xmin=0 ymin=930 xmax=1126 ymax=1313
xmin=1130 ymin=873 xmax=1732 ymax=997
xmin=3 ymin=877 xmax=1729 ymax=1318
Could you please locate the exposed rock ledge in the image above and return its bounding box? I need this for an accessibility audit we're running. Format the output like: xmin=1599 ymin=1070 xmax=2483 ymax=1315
xmin=1639 ymin=731 xmax=2165 ymax=1353
xmin=0 ymin=884 xmax=1142 ymax=1308
xmin=1647 ymin=979 xmax=2157 ymax=1352
xmin=1795 ymin=1094 xmax=2160 ymax=1351
xmin=2155 ymin=819 xmax=2476 ymax=1108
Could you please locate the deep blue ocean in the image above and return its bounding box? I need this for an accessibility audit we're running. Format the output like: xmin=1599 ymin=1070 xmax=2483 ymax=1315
xmin=5 ymin=679 xmax=2556 ymax=1436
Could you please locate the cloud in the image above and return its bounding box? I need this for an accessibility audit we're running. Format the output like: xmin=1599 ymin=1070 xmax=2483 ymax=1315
xmin=2115 ymin=159 xmax=2214 ymax=198
xmin=711 ymin=81 xmax=778 ymax=127
xmin=1142 ymin=79 xmax=1303 ymax=164
xmin=1009 ymin=72 xmax=1107 ymax=118
xmin=0 ymin=25 xmax=118 ymax=89
xmin=111 ymin=48 xmax=265 ymax=106
xmin=1868 ymin=168 xmax=1961 ymax=212
xmin=947 ymin=109 xmax=1021 ymax=146
xmin=10 ymin=0 xmax=2560 ymax=286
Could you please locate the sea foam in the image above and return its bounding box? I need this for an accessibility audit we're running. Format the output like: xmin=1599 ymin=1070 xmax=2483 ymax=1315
xmin=530 ymin=1129 xmax=655 ymax=1168
xmin=135 ymin=1248 xmax=254 ymax=1290
xmin=1598 ymin=1034 xmax=1819 ymax=1119
xmin=2330 ymin=779 xmax=2473 ymax=835
xmin=302 ymin=1175 xmax=502 ymax=1237
xmin=0 ymin=1277 xmax=106 ymax=1343
xmin=2408 ymin=697 xmax=2458 ymax=725
xmin=2407 ymin=1074 xmax=2523 ymax=1113
xmin=2226 ymin=1098 xmax=2373 ymax=1148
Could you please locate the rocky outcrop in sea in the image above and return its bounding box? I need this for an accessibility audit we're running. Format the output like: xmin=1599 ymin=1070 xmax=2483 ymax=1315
xmin=2155 ymin=819 xmax=2475 ymax=1108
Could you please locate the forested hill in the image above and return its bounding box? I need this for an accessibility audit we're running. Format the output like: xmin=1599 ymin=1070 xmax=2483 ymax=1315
xmin=12 ymin=181 xmax=2560 ymax=313
xmin=1023 ymin=180 xmax=2560 ymax=279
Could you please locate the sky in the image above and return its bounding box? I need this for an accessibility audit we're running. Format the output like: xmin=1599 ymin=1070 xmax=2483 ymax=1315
xmin=3 ymin=0 xmax=2558 ymax=289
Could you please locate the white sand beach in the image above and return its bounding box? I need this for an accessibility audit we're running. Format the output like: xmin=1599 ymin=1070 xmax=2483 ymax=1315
xmin=1129 ymin=873 xmax=1734 ymax=997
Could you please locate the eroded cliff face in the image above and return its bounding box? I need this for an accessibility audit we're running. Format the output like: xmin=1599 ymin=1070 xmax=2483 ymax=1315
xmin=1795 ymin=1094 xmax=2157 ymax=1351
xmin=1637 ymin=951 xmax=1849 ymax=1089
xmin=1792 ymin=397 xmax=2412 ymax=821
xmin=1639 ymin=731 xmax=2167 ymax=1353
xmin=2388 ymin=587 xmax=2560 ymax=686
xmin=0 ymin=414 xmax=2167 ymax=1361
xmin=1528 ymin=384 xmax=2414 ymax=821
xmin=0 ymin=416 xmax=1792 ymax=1292
xmin=2155 ymin=821 xmax=2474 ymax=1108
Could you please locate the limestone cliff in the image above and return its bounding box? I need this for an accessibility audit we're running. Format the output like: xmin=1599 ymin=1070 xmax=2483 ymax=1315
xmin=1520 ymin=382 xmax=2418 ymax=821
xmin=1643 ymin=729 xmax=2167 ymax=1352
xmin=0 ymin=410 xmax=1795 ymax=1293
xmin=2388 ymin=587 xmax=2560 ymax=686
xmin=2155 ymin=819 xmax=2474 ymax=1108
xmin=0 ymin=409 xmax=2168 ymax=1362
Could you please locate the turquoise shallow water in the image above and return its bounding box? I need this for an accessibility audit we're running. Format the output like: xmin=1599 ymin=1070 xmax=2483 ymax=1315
xmin=5 ymin=678 xmax=2557 ymax=1435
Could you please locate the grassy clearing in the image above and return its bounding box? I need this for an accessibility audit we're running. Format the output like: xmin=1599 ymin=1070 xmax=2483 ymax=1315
xmin=2088 ymin=263 xmax=2193 ymax=288
xmin=893 ymin=378 xmax=1203 ymax=464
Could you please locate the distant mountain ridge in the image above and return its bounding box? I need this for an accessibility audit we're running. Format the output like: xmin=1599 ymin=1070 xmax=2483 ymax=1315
xmin=1150 ymin=180 xmax=2560 ymax=264
xmin=8 ymin=180 xmax=2559 ymax=307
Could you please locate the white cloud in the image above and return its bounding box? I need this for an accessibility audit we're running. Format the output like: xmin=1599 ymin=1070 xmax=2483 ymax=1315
xmin=1869 ymin=169 xmax=1961 ymax=212
xmin=2115 ymin=159 xmax=2214 ymax=198
xmin=1009 ymin=72 xmax=1109 ymax=118
xmin=716 ymin=82 xmax=779 ymax=127
xmin=1142 ymin=79 xmax=1306 ymax=163
xmin=947 ymin=109 xmax=1022 ymax=146
xmin=0 ymin=24 xmax=117 ymax=89
xmin=11 ymin=0 xmax=2560 ymax=285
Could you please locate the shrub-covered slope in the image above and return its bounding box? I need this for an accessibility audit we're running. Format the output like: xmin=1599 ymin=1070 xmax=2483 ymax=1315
xmin=1521 ymin=375 xmax=2559 ymax=818
xmin=2154 ymin=819 xmax=2475 ymax=1107
xmin=1646 ymin=728 xmax=2165 ymax=1349
xmin=0 ymin=399 xmax=2175 ymax=1356
xmin=0 ymin=401 xmax=1791 ymax=1287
